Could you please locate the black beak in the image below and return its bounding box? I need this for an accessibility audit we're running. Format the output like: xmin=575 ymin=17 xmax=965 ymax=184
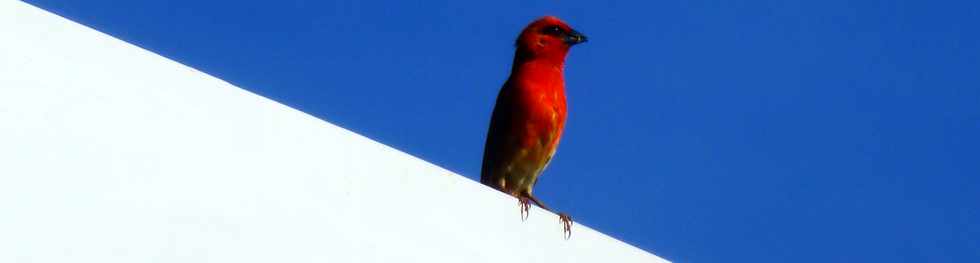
xmin=564 ymin=30 xmax=588 ymax=45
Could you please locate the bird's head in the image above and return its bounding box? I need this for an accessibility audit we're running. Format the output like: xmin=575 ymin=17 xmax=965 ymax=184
xmin=514 ymin=16 xmax=587 ymax=64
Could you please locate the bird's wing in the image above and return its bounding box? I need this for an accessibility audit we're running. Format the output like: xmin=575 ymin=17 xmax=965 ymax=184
xmin=480 ymin=84 xmax=522 ymax=187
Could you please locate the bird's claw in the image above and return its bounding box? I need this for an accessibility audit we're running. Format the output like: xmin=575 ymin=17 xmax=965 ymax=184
xmin=518 ymin=197 xmax=530 ymax=221
xmin=559 ymin=213 xmax=573 ymax=240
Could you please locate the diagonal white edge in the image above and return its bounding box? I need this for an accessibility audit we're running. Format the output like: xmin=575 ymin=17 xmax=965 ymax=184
xmin=0 ymin=1 xmax=669 ymax=262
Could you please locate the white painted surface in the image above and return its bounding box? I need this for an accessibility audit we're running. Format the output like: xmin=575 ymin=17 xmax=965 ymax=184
xmin=0 ymin=1 xmax=667 ymax=262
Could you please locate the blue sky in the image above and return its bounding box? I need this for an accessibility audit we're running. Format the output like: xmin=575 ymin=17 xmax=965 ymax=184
xmin=27 ymin=0 xmax=979 ymax=262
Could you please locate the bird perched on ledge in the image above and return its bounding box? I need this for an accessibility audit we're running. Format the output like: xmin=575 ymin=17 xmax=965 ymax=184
xmin=480 ymin=16 xmax=587 ymax=239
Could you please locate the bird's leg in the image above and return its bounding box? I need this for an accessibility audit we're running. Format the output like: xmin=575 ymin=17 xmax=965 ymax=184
xmin=517 ymin=196 xmax=530 ymax=221
xmin=558 ymin=213 xmax=573 ymax=240
xmin=525 ymin=193 xmax=573 ymax=240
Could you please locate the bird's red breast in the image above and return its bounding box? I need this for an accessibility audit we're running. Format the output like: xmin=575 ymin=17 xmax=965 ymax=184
xmin=481 ymin=16 xmax=586 ymax=196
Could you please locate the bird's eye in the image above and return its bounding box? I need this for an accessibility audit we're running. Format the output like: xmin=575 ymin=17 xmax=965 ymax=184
xmin=542 ymin=26 xmax=564 ymax=36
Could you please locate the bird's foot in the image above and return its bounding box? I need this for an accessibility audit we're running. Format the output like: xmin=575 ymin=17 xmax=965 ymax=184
xmin=518 ymin=196 xmax=530 ymax=221
xmin=558 ymin=213 xmax=573 ymax=240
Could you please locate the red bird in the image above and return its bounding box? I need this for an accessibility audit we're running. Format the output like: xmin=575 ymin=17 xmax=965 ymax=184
xmin=481 ymin=16 xmax=587 ymax=239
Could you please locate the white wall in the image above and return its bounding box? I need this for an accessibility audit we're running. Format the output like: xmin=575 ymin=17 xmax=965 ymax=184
xmin=0 ymin=1 xmax=668 ymax=262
